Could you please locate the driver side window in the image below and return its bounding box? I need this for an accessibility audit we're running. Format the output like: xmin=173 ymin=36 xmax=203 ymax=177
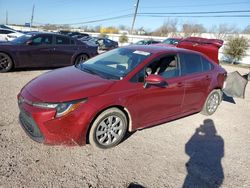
xmin=131 ymin=54 xmax=180 ymax=83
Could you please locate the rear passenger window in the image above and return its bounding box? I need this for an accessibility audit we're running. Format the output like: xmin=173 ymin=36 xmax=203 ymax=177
xmin=56 ymin=36 xmax=70 ymax=45
xmin=201 ymin=56 xmax=213 ymax=72
xmin=180 ymin=53 xmax=202 ymax=75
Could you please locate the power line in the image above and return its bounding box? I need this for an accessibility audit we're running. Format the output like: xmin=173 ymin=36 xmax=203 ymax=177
xmin=139 ymin=10 xmax=250 ymax=15
xmin=140 ymin=1 xmax=250 ymax=9
xmin=138 ymin=14 xmax=250 ymax=18
xmin=35 ymin=14 xmax=133 ymax=25
xmin=33 ymin=9 xmax=250 ymax=26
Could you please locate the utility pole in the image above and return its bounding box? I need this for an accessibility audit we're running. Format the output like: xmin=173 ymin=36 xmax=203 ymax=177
xmin=6 ymin=11 xmax=8 ymax=25
xmin=130 ymin=0 xmax=139 ymax=35
xmin=30 ymin=4 xmax=35 ymax=28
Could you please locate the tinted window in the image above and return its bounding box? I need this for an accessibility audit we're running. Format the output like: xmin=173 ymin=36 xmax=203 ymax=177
xmin=32 ymin=35 xmax=52 ymax=45
xmin=201 ymin=56 xmax=213 ymax=72
xmin=0 ymin=30 xmax=14 ymax=34
xmin=56 ymin=36 xmax=70 ymax=45
xmin=180 ymin=53 xmax=202 ymax=75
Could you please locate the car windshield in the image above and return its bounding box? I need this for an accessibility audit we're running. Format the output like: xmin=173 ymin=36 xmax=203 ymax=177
xmin=11 ymin=34 xmax=32 ymax=44
xmin=76 ymin=48 xmax=152 ymax=80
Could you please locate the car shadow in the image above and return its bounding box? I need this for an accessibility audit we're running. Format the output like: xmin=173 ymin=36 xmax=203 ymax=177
xmin=127 ymin=182 xmax=145 ymax=188
xmin=120 ymin=131 xmax=136 ymax=145
xmin=222 ymin=93 xmax=236 ymax=104
xmin=183 ymin=119 xmax=224 ymax=188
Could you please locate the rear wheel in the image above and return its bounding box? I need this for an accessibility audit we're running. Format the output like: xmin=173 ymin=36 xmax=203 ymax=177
xmin=89 ymin=108 xmax=128 ymax=149
xmin=201 ymin=90 xmax=222 ymax=115
xmin=0 ymin=53 xmax=13 ymax=72
xmin=74 ymin=54 xmax=88 ymax=65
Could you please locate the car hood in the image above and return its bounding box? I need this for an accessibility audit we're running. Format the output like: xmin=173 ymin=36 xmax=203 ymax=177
xmin=23 ymin=66 xmax=115 ymax=103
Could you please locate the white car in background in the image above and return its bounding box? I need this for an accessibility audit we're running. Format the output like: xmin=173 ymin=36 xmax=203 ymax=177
xmin=0 ymin=29 xmax=23 ymax=42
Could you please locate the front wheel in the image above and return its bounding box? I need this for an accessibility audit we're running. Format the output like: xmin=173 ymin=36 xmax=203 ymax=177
xmin=0 ymin=53 xmax=13 ymax=73
xmin=201 ymin=90 xmax=222 ymax=116
xmin=89 ymin=108 xmax=128 ymax=149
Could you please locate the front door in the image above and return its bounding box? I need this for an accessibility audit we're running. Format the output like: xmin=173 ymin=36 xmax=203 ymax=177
xmin=130 ymin=54 xmax=185 ymax=129
xmin=18 ymin=34 xmax=54 ymax=67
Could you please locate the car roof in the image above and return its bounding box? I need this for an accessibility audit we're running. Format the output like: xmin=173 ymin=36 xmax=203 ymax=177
xmin=124 ymin=44 xmax=201 ymax=55
xmin=27 ymin=32 xmax=73 ymax=38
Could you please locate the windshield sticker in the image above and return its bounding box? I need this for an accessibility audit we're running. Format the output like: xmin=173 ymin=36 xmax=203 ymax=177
xmin=133 ymin=50 xmax=150 ymax=56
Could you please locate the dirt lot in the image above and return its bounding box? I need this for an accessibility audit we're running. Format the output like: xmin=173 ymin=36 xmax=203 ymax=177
xmin=0 ymin=65 xmax=249 ymax=188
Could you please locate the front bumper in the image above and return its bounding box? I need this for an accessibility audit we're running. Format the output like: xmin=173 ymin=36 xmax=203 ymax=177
xmin=17 ymin=91 xmax=97 ymax=146
xmin=19 ymin=108 xmax=44 ymax=143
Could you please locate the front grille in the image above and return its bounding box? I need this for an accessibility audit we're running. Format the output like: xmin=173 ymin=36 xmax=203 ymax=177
xmin=19 ymin=109 xmax=44 ymax=143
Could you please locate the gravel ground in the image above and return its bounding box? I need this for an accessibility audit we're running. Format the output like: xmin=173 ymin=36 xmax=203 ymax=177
xmin=0 ymin=65 xmax=249 ymax=188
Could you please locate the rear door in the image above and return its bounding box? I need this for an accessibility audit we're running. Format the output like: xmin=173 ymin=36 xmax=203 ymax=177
xmin=179 ymin=53 xmax=212 ymax=113
xmin=53 ymin=35 xmax=78 ymax=66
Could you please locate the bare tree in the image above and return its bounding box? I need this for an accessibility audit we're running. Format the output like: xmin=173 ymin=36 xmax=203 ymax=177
xmin=210 ymin=24 xmax=238 ymax=40
xmin=153 ymin=18 xmax=178 ymax=37
xmin=243 ymin=25 xmax=250 ymax=34
xmin=181 ymin=23 xmax=206 ymax=37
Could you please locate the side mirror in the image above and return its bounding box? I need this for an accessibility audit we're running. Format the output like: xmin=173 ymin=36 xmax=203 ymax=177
xmin=26 ymin=40 xmax=33 ymax=45
xmin=144 ymin=74 xmax=167 ymax=88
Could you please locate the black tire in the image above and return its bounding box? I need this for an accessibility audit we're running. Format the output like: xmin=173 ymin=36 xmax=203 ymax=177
xmin=0 ymin=52 xmax=13 ymax=73
xmin=201 ymin=89 xmax=222 ymax=116
xmin=89 ymin=108 xmax=128 ymax=149
xmin=74 ymin=54 xmax=89 ymax=65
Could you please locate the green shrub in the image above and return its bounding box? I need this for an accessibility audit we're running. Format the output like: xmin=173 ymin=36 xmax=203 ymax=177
xmin=223 ymin=36 xmax=249 ymax=64
xmin=119 ymin=34 xmax=128 ymax=43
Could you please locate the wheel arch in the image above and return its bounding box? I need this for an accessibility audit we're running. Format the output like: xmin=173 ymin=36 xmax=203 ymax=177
xmin=72 ymin=52 xmax=89 ymax=65
xmin=85 ymin=105 xmax=132 ymax=144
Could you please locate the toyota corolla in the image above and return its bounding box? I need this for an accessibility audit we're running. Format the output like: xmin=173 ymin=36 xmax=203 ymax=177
xmin=17 ymin=45 xmax=226 ymax=149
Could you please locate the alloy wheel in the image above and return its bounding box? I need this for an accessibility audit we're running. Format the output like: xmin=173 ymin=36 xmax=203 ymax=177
xmin=0 ymin=53 xmax=12 ymax=72
xmin=207 ymin=92 xmax=220 ymax=114
xmin=95 ymin=115 xmax=125 ymax=146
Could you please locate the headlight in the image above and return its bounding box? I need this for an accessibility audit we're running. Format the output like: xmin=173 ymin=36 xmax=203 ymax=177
xmin=32 ymin=99 xmax=87 ymax=118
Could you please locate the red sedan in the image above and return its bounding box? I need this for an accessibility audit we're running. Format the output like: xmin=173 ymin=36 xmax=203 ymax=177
xmin=17 ymin=45 xmax=226 ymax=149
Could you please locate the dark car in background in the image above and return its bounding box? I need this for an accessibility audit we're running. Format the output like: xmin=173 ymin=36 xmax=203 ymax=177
xmin=59 ymin=31 xmax=89 ymax=39
xmin=135 ymin=39 xmax=160 ymax=45
xmin=89 ymin=37 xmax=118 ymax=51
xmin=162 ymin=38 xmax=182 ymax=45
xmin=154 ymin=37 xmax=182 ymax=47
xmin=0 ymin=32 xmax=98 ymax=72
